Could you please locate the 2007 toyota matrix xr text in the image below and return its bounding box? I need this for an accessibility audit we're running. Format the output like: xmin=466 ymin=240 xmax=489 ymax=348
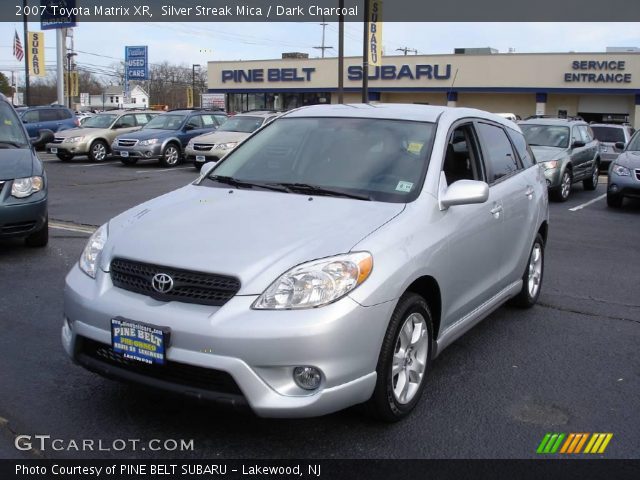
xmin=62 ymin=104 xmax=549 ymax=421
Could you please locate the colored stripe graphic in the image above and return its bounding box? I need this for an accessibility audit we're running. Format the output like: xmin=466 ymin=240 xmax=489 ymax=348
xmin=537 ymin=433 xmax=565 ymax=454
xmin=539 ymin=433 xmax=613 ymax=454
xmin=584 ymin=433 xmax=613 ymax=454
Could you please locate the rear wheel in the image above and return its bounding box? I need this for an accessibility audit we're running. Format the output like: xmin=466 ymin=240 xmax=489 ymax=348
xmin=551 ymin=169 xmax=572 ymax=202
xmin=159 ymin=144 xmax=180 ymax=167
xmin=583 ymin=162 xmax=599 ymax=191
xmin=88 ymin=140 xmax=108 ymax=162
xmin=607 ymin=193 xmax=623 ymax=208
xmin=366 ymin=292 xmax=433 ymax=422
xmin=120 ymin=158 xmax=138 ymax=166
xmin=509 ymin=233 xmax=544 ymax=308
xmin=56 ymin=153 xmax=72 ymax=162
xmin=25 ymin=216 xmax=48 ymax=248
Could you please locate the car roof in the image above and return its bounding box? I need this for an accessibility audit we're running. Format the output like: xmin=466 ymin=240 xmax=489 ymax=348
xmin=234 ymin=111 xmax=279 ymax=118
xmin=589 ymin=123 xmax=626 ymax=128
xmin=23 ymin=105 xmax=71 ymax=110
xmin=519 ymin=118 xmax=586 ymax=126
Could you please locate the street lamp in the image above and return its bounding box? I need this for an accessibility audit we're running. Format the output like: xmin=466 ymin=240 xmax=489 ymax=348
xmin=192 ymin=64 xmax=200 ymax=108
xmin=66 ymin=52 xmax=77 ymax=109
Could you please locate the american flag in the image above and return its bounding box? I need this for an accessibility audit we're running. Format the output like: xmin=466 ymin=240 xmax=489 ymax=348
xmin=13 ymin=30 xmax=24 ymax=62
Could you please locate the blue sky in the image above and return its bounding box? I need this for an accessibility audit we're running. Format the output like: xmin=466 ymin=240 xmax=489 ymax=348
xmin=1 ymin=22 xmax=639 ymax=83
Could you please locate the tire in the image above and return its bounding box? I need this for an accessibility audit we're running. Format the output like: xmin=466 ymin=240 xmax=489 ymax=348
xmin=25 ymin=216 xmax=48 ymax=248
xmin=365 ymin=292 xmax=433 ymax=422
xmin=88 ymin=140 xmax=108 ymax=162
xmin=159 ymin=143 xmax=181 ymax=167
xmin=120 ymin=158 xmax=138 ymax=166
xmin=583 ymin=162 xmax=599 ymax=191
xmin=550 ymin=169 xmax=572 ymax=202
xmin=607 ymin=193 xmax=623 ymax=208
xmin=509 ymin=233 xmax=544 ymax=308
xmin=56 ymin=153 xmax=72 ymax=162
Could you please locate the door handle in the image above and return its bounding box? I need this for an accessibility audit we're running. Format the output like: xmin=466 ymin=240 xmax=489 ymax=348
xmin=525 ymin=186 xmax=535 ymax=199
xmin=490 ymin=204 xmax=503 ymax=218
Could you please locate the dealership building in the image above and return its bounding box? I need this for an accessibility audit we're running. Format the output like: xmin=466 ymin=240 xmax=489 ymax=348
xmin=207 ymin=50 xmax=640 ymax=126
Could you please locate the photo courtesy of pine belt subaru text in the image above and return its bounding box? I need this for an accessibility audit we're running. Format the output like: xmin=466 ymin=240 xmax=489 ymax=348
xmin=0 ymin=95 xmax=51 ymax=247
xmin=62 ymin=104 xmax=549 ymax=421
xmin=111 ymin=109 xmax=228 ymax=167
xmin=46 ymin=110 xmax=158 ymax=162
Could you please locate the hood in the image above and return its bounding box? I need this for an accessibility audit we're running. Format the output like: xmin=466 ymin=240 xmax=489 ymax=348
xmin=54 ymin=127 xmax=91 ymax=138
xmin=530 ymin=146 xmax=568 ymax=163
xmin=615 ymin=150 xmax=640 ymax=168
xmin=192 ymin=131 xmax=249 ymax=144
xmin=0 ymin=149 xmax=35 ymax=180
xmin=120 ymin=128 xmax=177 ymax=140
xmin=103 ymin=184 xmax=405 ymax=295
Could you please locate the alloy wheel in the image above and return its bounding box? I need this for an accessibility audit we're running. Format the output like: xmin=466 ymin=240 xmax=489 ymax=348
xmin=527 ymin=243 xmax=543 ymax=299
xmin=165 ymin=146 xmax=179 ymax=165
xmin=561 ymin=172 xmax=571 ymax=199
xmin=391 ymin=313 xmax=429 ymax=405
xmin=92 ymin=143 xmax=106 ymax=161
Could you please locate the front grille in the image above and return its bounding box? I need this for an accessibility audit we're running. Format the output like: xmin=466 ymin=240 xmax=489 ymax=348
xmin=52 ymin=137 xmax=64 ymax=144
xmin=1 ymin=221 xmax=36 ymax=235
xmin=193 ymin=143 xmax=214 ymax=151
xmin=78 ymin=337 xmax=243 ymax=395
xmin=635 ymin=169 xmax=640 ymax=181
xmin=118 ymin=139 xmax=138 ymax=147
xmin=110 ymin=258 xmax=241 ymax=306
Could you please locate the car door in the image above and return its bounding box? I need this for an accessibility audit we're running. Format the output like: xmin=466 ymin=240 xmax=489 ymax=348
xmin=579 ymin=125 xmax=598 ymax=173
xmin=570 ymin=125 xmax=589 ymax=179
xmin=180 ymin=115 xmax=207 ymax=146
xmin=21 ymin=110 xmax=40 ymax=138
xmin=438 ymin=121 xmax=505 ymax=326
xmin=106 ymin=114 xmax=138 ymax=143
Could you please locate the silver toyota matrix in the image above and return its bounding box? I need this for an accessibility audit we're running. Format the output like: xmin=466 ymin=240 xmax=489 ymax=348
xmin=62 ymin=104 xmax=549 ymax=421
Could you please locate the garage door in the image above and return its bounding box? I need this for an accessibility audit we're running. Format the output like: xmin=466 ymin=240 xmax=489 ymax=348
xmin=578 ymin=95 xmax=631 ymax=114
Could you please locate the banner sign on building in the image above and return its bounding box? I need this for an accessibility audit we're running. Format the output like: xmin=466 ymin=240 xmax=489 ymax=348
xmin=186 ymin=87 xmax=194 ymax=108
xmin=125 ymin=46 xmax=149 ymax=81
xmin=27 ymin=32 xmax=45 ymax=77
xmin=368 ymin=0 xmax=383 ymax=67
xmin=201 ymin=93 xmax=226 ymax=110
xmin=40 ymin=0 xmax=77 ymax=30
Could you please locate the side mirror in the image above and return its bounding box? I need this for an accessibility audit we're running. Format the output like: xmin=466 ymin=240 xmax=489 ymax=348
xmin=440 ymin=180 xmax=489 ymax=210
xmin=199 ymin=162 xmax=216 ymax=177
xmin=572 ymin=140 xmax=586 ymax=148
xmin=31 ymin=129 xmax=54 ymax=146
xmin=615 ymin=141 xmax=626 ymax=150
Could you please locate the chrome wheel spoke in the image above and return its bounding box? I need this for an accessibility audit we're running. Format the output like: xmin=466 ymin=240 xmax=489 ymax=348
xmin=391 ymin=311 xmax=429 ymax=405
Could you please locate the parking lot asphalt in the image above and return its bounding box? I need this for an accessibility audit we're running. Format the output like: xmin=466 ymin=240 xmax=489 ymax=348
xmin=0 ymin=152 xmax=639 ymax=460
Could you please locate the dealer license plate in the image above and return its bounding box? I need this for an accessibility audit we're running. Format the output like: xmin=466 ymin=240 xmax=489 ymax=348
xmin=50 ymin=147 xmax=57 ymax=154
xmin=196 ymin=155 xmax=206 ymax=162
xmin=111 ymin=318 xmax=168 ymax=365
xmin=120 ymin=151 xmax=129 ymax=157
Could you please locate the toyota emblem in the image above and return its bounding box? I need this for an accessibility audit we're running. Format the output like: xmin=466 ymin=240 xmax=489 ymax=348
xmin=151 ymin=273 xmax=174 ymax=293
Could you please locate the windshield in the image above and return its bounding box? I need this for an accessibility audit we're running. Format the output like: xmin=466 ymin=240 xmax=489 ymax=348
xmin=0 ymin=102 xmax=29 ymax=148
xmin=218 ymin=116 xmax=264 ymax=133
xmin=591 ymin=126 xmax=625 ymax=143
xmin=521 ymin=124 xmax=570 ymax=148
xmin=203 ymin=117 xmax=436 ymax=203
xmin=626 ymin=132 xmax=640 ymax=151
xmin=143 ymin=114 xmax=185 ymax=130
xmin=82 ymin=114 xmax=117 ymax=128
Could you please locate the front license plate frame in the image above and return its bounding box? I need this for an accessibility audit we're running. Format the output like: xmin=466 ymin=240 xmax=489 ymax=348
xmin=120 ymin=151 xmax=129 ymax=157
xmin=110 ymin=317 xmax=170 ymax=366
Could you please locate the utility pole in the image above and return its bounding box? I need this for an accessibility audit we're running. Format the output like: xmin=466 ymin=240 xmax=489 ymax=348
xmin=313 ymin=16 xmax=332 ymax=58
xmin=22 ymin=0 xmax=30 ymax=105
xmin=396 ymin=47 xmax=418 ymax=55
xmin=192 ymin=64 xmax=200 ymax=108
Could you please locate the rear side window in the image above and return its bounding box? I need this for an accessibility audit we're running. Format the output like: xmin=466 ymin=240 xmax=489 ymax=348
xmin=476 ymin=122 xmax=520 ymax=183
xmin=39 ymin=109 xmax=58 ymax=122
xmin=56 ymin=109 xmax=72 ymax=120
xmin=591 ymin=126 xmax=625 ymax=143
xmin=200 ymin=114 xmax=217 ymax=127
xmin=186 ymin=115 xmax=202 ymax=128
xmin=22 ymin=110 xmax=39 ymax=123
xmin=134 ymin=113 xmax=151 ymax=126
xmin=507 ymin=129 xmax=536 ymax=168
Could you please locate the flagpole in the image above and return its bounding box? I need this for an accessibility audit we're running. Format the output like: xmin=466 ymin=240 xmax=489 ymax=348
xmin=22 ymin=0 xmax=30 ymax=105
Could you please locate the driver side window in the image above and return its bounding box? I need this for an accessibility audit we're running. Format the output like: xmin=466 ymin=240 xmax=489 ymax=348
xmin=443 ymin=123 xmax=484 ymax=185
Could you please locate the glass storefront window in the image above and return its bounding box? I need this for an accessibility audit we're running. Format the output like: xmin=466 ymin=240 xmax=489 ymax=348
xmin=226 ymin=92 xmax=331 ymax=113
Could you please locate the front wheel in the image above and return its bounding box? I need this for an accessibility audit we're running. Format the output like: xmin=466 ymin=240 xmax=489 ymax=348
xmin=88 ymin=140 xmax=108 ymax=162
xmin=365 ymin=292 xmax=433 ymax=422
xmin=551 ymin=170 xmax=572 ymax=202
xmin=509 ymin=233 xmax=544 ymax=308
xmin=159 ymin=144 xmax=180 ymax=167
xmin=583 ymin=162 xmax=599 ymax=191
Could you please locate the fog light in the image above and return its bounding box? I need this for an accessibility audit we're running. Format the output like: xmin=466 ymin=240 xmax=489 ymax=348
xmin=609 ymin=184 xmax=619 ymax=192
xmin=146 ymin=151 xmax=153 ymax=157
xmin=293 ymin=366 xmax=322 ymax=390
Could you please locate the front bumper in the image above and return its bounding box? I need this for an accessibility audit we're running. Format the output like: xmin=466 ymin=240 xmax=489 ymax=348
xmin=608 ymin=168 xmax=640 ymax=198
xmin=111 ymin=143 xmax=163 ymax=160
xmin=62 ymin=264 xmax=392 ymax=417
xmin=0 ymin=188 xmax=47 ymax=238
xmin=46 ymin=141 xmax=90 ymax=156
xmin=541 ymin=166 xmax=562 ymax=188
xmin=185 ymin=148 xmax=231 ymax=167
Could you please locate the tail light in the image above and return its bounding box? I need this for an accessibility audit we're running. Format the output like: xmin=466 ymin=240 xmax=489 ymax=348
xmin=75 ymin=118 xmax=80 ymax=127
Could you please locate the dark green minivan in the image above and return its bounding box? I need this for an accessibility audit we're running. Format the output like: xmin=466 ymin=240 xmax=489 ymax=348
xmin=0 ymin=95 xmax=52 ymax=247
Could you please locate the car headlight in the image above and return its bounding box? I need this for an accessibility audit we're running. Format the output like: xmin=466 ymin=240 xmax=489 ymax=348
xmin=216 ymin=142 xmax=238 ymax=150
xmin=63 ymin=136 xmax=84 ymax=143
xmin=11 ymin=176 xmax=44 ymax=198
xmin=542 ymin=160 xmax=560 ymax=170
xmin=79 ymin=223 xmax=108 ymax=279
xmin=612 ymin=164 xmax=630 ymax=176
xmin=252 ymin=252 xmax=373 ymax=310
xmin=186 ymin=140 xmax=195 ymax=148
xmin=138 ymin=138 xmax=158 ymax=146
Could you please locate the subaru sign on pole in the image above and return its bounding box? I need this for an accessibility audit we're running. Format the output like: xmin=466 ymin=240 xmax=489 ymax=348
xmin=40 ymin=0 xmax=77 ymax=30
xmin=125 ymin=46 xmax=148 ymax=98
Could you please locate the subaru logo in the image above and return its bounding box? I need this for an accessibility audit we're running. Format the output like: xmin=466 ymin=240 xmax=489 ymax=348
xmin=151 ymin=273 xmax=174 ymax=294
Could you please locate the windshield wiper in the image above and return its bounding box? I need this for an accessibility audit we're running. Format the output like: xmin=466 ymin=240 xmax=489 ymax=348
xmin=270 ymin=182 xmax=371 ymax=201
xmin=206 ymin=175 xmax=289 ymax=193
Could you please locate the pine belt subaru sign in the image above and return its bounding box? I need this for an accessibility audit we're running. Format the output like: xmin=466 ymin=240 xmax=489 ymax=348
xmin=125 ymin=45 xmax=148 ymax=81
xmin=40 ymin=0 xmax=77 ymax=30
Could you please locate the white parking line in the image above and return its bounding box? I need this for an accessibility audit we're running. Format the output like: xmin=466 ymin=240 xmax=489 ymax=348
xmin=69 ymin=162 xmax=119 ymax=167
xmin=569 ymin=194 xmax=607 ymax=212
xmin=135 ymin=166 xmax=194 ymax=173
xmin=49 ymin=221 xmax=97 ymax=234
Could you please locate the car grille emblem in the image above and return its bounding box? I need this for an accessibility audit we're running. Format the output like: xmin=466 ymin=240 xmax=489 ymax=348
xmin=151 ymin=273 xmax=174 ymax=293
